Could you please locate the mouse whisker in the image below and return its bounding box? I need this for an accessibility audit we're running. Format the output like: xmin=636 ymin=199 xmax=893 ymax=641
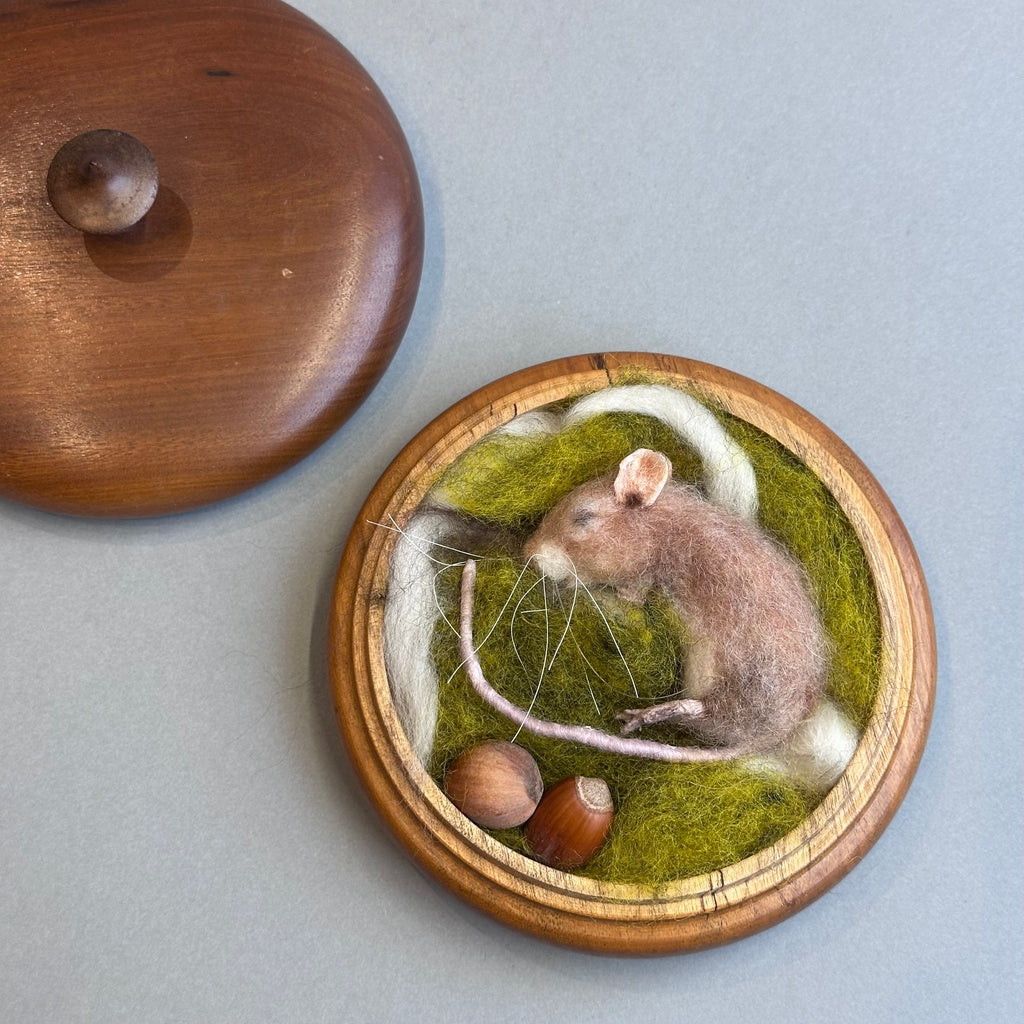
xmin=509 ymin=573 xmax=546 ymax=674
xmin=512 ymin=575 xmax=550 ymax=743
xmin=369 ymin=516 xmax=495 ymax=565
xmin=639 ymin=685 xmax=689 ymax=703
xmin=471 ymin=553 xmax=547 ymax=657
xmin=551 ymin=573 xmax=618 ymax=706
xmin=546 ymin=568 xmax=578 ymax=672
xmin=430 ymin=562 xmax=464 ymax=636
xmin=442 ymin=557 xmax=539 ymax=691
xmin=562 ymin=556 xmax=640 ymax=698
xmin=566 ymin=629 xmax=612 ymax=691
xmin=369 ymin=517 xmax=456 ymax=567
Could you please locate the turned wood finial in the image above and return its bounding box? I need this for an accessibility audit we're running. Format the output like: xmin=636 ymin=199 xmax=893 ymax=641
xmin=47 ymin=129 xmax=159 ymax=234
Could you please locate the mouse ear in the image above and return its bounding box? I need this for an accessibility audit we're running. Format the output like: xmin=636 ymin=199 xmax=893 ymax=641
xmin=614 ymin=449 xmax=672 ymax=507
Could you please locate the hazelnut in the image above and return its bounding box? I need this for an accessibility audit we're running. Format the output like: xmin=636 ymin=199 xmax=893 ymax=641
xmin=444 ymin=741 xmax=543 ymax=829
xmin=525 ymin=775 xmax=614 ymax=870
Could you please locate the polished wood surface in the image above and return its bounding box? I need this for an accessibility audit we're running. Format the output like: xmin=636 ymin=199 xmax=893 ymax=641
xmin=330 ymin=352 xmax=936 ymax=955
xmin=0 ymin=0 xmax=423 ymax=516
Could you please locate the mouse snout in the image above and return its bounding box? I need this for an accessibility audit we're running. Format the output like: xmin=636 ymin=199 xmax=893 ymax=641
xmin=524 ymin=540 xmax=574 ymax=582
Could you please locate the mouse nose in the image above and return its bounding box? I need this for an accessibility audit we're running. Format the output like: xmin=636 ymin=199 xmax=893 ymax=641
xmin=526 ymin=542 xmax=573 ymax=582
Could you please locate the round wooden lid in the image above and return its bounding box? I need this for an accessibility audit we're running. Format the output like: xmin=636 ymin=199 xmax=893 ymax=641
xmin=0 ymin=0 xmax=423 ymax=517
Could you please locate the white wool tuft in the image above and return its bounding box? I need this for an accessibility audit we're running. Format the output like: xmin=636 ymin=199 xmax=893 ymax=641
xmin=493 ymin=408 xmax=564 ymax=437
xmin=562 ymin=384 xmax=759 ymax=520
xmin=743 ymin=697 xmax=860 ymax=793
xmin=383 ymin=507 xmax=460 ymax=764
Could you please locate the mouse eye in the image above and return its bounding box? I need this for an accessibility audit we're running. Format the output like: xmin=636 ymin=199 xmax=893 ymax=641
xmin=573 ymin=507 xmax=596 ymax=528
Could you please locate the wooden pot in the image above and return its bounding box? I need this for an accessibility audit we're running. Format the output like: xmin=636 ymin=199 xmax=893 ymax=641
xmin=330 ymin=352 xmax=935 ymax=955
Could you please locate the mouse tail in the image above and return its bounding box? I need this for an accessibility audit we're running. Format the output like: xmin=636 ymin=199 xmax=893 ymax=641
xmin=459 ymin=560 xmax=755 ymax=764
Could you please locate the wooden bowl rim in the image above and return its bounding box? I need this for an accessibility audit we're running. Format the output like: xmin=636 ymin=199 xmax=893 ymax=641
xmin=329 ymin=352 xmax=935 ymax=955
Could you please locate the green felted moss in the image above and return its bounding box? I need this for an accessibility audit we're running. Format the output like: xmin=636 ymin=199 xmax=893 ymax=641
xmin=434 ymin=414 xmax=705 ymax=531
xmin=431 ymin=559 xmax=818 ymax=887
xmin=425 ymin=379 xmax=882 ymax=887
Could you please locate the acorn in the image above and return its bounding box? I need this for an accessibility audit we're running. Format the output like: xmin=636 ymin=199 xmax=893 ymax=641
xmin=525 ymin=775 xmax=615 ymax=870
xmin=444 ymin=740 xmax=543 ymax=829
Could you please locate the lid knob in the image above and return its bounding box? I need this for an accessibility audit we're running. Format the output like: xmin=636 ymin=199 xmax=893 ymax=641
xmin=46 ymin=129 xmax=159 ymax=234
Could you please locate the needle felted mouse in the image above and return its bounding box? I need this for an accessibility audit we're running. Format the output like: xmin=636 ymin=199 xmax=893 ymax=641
xmin=520 ymin=448 xmax=829 ymax=758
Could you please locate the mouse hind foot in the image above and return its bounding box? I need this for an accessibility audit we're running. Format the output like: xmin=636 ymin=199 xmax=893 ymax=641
xmin=616 ymin=698 xmax=705 ymax=735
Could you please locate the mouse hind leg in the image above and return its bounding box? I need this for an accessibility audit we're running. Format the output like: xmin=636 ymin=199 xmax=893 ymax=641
xmin=615 ymin=639 xmax=720 ymax=735
xmin=616 ymin=697 xmax=705 ymax=734
xmin=682 ymin=638 xmax=719 ymax=698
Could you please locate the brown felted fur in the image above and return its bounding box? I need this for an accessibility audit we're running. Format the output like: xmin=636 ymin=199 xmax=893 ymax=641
xmin=523 ymin=449 xmax=828 ymax=753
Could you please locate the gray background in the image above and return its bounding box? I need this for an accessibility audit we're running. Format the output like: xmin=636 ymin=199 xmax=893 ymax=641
xmin=2 ymin=1 xmax=1022 ymax=1021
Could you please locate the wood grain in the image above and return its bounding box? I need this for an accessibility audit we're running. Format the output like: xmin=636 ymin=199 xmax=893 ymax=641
xmin=329 ymin=352 xmax=936 ymax=955
xmin=0 ymin=0 xmax=423 ymax=516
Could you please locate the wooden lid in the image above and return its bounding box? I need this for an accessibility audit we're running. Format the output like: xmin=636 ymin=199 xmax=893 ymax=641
xmin=0 ymin=0 xmax=423 ymax=517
